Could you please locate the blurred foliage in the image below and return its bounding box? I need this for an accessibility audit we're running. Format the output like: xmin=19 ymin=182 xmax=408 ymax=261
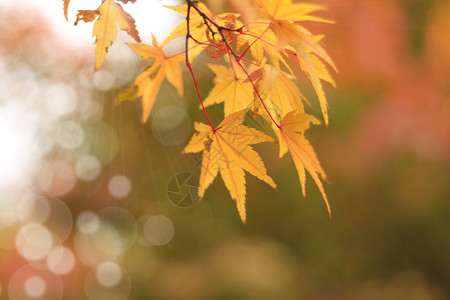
xmin=0 ymin=0 xmax=449 ymax=299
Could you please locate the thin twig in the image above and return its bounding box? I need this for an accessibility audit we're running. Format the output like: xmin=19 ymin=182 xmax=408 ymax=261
xmin=186 ymin=0 xmax=216 ymax=131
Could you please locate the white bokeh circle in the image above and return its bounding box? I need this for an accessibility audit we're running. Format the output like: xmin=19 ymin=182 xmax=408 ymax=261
xmin=46 ymin=246 xmax=76 ymax=275
xmin=98 ymin=207 xmax=137 ymax=252
xmin=76 ymin=211 xmax=100 ymax=235
xmin=8 ymin=264 xmax=63 ymax=300
xmin=24 ymin=276 xmax=46 ymax=298
xmin=151 ymin=106 xmax=191 ymax=146
xmin=96 ymin=261 xmax=122 ymax=288
xmin=15 ymin=223 xmax=54 ymax=261
xmin=136 ymin=215 xmax=175 ymax=246
xmin=55 ymin=120 xmax=84 ymax=150
xmin=19 ymin=196 xmax=73 ymax=244
xmin=108 ymin=175 xmax=132 ymax=199
xmin=84 ymin=263 xmax=131 ymax=300
xmin=36 ymin=160 xmax=77 ymax=197
xmin=75 ymin=155 xmax=102 ymax=181
xmin=74 ymin=221 xmax=123 ymax=267
xmin=44 ymin=83 xmax=77 ymax=117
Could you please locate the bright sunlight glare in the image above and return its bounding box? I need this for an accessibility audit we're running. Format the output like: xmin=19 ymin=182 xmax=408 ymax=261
xmin=1 ymin=0 xmax=183 ymax=45
xmin=0 ymin=0 xmax=182 ymax=190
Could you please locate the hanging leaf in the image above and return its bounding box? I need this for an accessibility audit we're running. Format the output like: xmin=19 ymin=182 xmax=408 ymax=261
xmin=278 ymin=111 xmax=331 ymax=217
xmin=183 ymin=110 xmax=277 ymax=223
xmin=91 ymin=0 xmax=141 ymax=70
xmin=116 ymin=34 xmax=184 ymax=122
xmin=62 ymin=0 xmax=70 ymax=21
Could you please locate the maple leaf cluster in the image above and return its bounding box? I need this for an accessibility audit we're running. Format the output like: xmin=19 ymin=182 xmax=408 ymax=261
xmin=64 ymin=0 xmax=336 ymax=223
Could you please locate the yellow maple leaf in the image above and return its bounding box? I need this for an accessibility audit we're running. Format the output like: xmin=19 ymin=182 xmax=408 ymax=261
xmin=254 ymin=0 xmax=332 ymax=47
xmin=254 ymin=64 xmax=306 ymax=121
xmin=290 ymin=40 xmax=335 ymax=125
xmin=116 ymin=34 xmax=184 ymax=123
xmin=236 ymin=22 xmax=291 ymax=71
xmin=162 ymin=3 xmax=212 ymax=61
xmin=183 ymin=110 xmax=277 ymax=223
xmin=203 ymin=64 xmax=255 ymax=116
xmin=250 ymin=0 xmax=336 ymax=125
xmin=278 ymin=111 xmax=330 ymax=217
xmin=91 ymin=0 xmax=140 ymax=70
xmin=164 ymin=4 xmax=242 ymax=62
xmin=164 ymin=3 xmax=212 ymax=42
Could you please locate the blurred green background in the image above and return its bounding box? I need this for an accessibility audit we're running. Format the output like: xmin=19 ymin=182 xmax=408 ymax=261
xmin=0 ymin=0 xmax=449 ymax=299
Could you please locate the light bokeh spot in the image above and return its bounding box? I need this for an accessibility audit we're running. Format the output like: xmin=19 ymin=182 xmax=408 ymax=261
xmin=18 ymin=196 xmax=51 ymax=224
xmin=76 ymin=211 xmax=100 ymax=235
xmin=152 ymin=106 xmax=191 ymax=146
xmin=98 ymin=207 xmax=137 ymax=252
xmin=16 ymin=223 xmax=54 ymax=261
xmin=95 ymin=261 xmax=123 ymax=288
xmin=90 ymin=222 xmax=123 ymax=256
xmin=75 ymin=155 xmax=102 ymax=181
xmin=36 ymin=160 xmax=77 ymax=196
xmin=108 ymin=175 xmax=132 ymax=199
xmin=74 ymin=221 xmax=123 ymax=267
xmin=8 ymin=265 xmax=63 ymax=300
xmin=56 ymin=121 xmax=84 ymax=150
xmin=24 ymin=276 xmax=46 ymax=298
xmin=93 ymin=70 xmax=115 ymax=91
xmin=44 ymin=83 xmax=77 ymax=117
xmin=143 ymin=215 xmax=174 ymax=246
xmin=46 ymin=246 xmax=76 ymax=275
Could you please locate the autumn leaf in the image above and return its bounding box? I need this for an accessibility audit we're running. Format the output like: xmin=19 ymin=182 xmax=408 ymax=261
xmin=253 ymin=64 xmax=306 ymax=121
xmin=114 ymin=85 xmax=137 ymax=104
xmin=278 ymin=111 xmax=330 ymax=217
xmin=203 ymin=64 xmax=255 ymax=116
xmin=237 ymin=23 xmax=288 ymax=70
xmin=254 ymin=0 xmax=332 ymax=47
xmin=163 ymin=3 xmax=209 ymax=62
xmin=108 ymin=0 xmax=336 ymax=221
xmin=163 ymin=3 xmax=212 ymax=46
xmin=205 ymin=14 xmax=238 ymax=62
xmin=183 ymin=110 xmax=277 ymax=223
xmin=249 ymin=0 xmax=336 ymax=125
xmin=74 ymin=10 xmax=100 ymax=26
xmin=164 ymin=3 xmax=242 ymax=62
xmin=268 ymin=3 xmax=330 ymax=23
xmin=62 ymin=0 xmax=70 ymax=21
xmin=90 ymin=0 xmax=141 ymax=70
xmin=116 ymin=34 xmax=184 ymax=123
